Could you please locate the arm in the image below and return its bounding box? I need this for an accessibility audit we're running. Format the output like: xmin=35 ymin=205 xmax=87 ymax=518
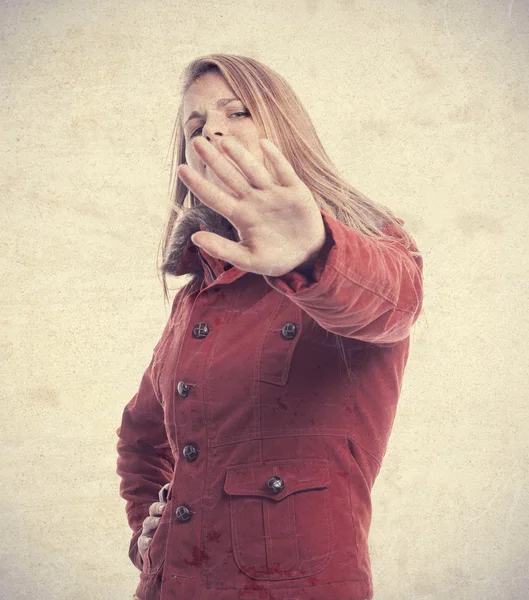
xmin=116 ymin=353 xmax=174 ymax=570
xmin=115 ymin=291 xmax=184 ymax=570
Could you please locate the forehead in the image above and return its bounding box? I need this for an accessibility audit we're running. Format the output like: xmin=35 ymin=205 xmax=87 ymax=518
xmin=183 ymin=72 xmax=236 ymax=108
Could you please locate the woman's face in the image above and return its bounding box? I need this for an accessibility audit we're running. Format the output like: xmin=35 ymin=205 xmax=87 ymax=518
xmin=182 ymin=71 xmax=264 ymax=196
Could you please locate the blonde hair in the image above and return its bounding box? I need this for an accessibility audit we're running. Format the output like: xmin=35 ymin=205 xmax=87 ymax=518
xmin=157 ymin=54 xmax=422 ymax=341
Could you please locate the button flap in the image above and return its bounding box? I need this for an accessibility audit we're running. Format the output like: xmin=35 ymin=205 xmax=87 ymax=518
xmin=259 ymin=299 xmax=303 ymax=386
xmin=224 ymin=459 xmax=330 ymax=502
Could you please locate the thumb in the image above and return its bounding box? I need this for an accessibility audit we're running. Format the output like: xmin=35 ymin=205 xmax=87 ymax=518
xmin=191 ymin=231 xmax=251 ymax=270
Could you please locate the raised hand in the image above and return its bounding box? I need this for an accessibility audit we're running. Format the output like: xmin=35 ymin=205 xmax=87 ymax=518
xmin=177 ymin=136 xmax=326 ymax=277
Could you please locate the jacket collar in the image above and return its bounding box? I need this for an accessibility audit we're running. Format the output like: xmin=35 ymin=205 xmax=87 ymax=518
xmin=161 ymin=203 xmax=238 ymax=283
xmin=196 ymin=225 xmax=237 ymax=284
xmin=161 ymin=203 xmax=400 ymax=284
xmin=165 ymin=224 xmax=234 ymax=281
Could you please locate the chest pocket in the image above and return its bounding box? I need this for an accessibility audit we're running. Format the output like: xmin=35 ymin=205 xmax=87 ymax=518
xmin=258 ymin=297 xmax=303 ymax=385
xmin=224 ymin=458 xmax=334 ymax=580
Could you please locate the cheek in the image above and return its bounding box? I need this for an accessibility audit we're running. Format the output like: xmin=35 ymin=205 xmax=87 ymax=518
xmin=185 ymin=148 xmax=202 ymax=169
xmin=240 ymin=135 xmax=260 ymax=159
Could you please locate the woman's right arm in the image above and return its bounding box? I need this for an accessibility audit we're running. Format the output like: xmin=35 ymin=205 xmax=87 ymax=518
xmin=116 ymin=350 xmax=174 ymax=570
xmin=115 ymin=289 xmax=185 ymax=570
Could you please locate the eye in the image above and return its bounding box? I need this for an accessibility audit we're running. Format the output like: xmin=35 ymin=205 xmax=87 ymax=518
xmin=189 ymin=111 xmax=250 ymax=138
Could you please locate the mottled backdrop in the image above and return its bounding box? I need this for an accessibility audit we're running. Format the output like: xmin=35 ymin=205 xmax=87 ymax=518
xmin=1 ymin=0 xmax=528 ymax=598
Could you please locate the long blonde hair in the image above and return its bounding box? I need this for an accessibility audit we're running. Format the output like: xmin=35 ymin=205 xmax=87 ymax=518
xmin=158 ymin=54 xmax=422 ymax=321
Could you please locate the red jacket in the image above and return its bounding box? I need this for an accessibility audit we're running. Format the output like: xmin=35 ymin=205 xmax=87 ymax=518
xmin=116 ymin=208 xmax=423 ymax=600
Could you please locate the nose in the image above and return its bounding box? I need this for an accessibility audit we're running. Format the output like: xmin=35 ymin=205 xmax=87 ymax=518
xmin=202 ymin=132 xmax=245 ymax=180
xmin=204 ymin=131 xmax=224 ymax=151
xmin=201 ymin=115 xmax=225 ymax=148
xmin=201 ymin=132 xmax=224 ymax=170
xmin=192 ymin=130 xmax=225 ymax=172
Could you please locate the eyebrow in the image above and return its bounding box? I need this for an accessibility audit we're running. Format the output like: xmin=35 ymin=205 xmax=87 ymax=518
xmin=184 ymin=97 xmax=242 ymax=127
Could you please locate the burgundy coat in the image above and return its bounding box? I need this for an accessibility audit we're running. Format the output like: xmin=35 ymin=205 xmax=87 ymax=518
xmin=116 ymin=208 xmax=423 ymax=600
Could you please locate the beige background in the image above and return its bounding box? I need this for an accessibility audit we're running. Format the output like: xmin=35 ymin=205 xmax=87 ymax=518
xmin=1 ymin=0 xmax=528 ymax=598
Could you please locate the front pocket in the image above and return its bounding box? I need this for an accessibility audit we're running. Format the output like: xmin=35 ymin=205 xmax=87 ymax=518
xmin=224 ymin=459 xmax=334 ymax=581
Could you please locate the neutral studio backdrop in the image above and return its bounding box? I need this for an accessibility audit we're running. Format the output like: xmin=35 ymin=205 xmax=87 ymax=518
xmin=1 ymin=0 xmax=528 ymax=599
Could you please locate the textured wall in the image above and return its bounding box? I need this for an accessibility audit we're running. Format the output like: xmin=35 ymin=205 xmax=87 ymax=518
xmin=1 ymin=0 xmax=528 ymax=598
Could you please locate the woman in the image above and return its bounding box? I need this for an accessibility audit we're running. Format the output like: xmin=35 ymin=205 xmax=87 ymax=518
xmin=116 ymin=53 xmax=423 ymax=600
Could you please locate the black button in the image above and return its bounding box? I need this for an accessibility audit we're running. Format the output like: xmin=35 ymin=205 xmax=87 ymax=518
xmin=280 ymin=322 xmax=297 ymax=340
xmin=183 ymin=444 xmax=199 ymax=462
xmin=177 ymin=381 xmax=190 ymax=397
xmin=192 ymin=323 xmax=210 ymax=339
xmin=267 ymin=476 xmax=284 ymax=494
xmin=175 ymin=505 xmax=192 ymax=522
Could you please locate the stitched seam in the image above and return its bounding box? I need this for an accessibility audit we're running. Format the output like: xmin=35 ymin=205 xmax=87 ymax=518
xmin=319 ymin=261 xmax=418 ymax=312
xmin=205 ymin=577 xmax=370 ymax=590
xmin=211 ymin=432 xmax=384 ymax=464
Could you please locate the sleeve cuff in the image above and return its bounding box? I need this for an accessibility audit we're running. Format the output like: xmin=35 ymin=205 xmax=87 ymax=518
xmin=128 ymin=526 xmax=144 ymax=571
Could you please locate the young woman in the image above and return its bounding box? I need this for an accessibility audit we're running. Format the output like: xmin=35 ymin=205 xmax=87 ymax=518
xmin=116 ymin=53 xmax=424 ymax=600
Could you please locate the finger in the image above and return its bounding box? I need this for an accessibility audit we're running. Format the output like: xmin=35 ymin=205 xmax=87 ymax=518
xmin=191 ymin=232 xmax=256 ymax=274
xmin=192 ymin=137 xmax=251 ymax=197
xmin=149 ymin=502 xmax=166 ymax=516
xmin=138 ymin=535 xmax=151 ymax=556
xmin=259 ymin=138 xmax=298 ymax=187
xmin=178 ymin=164 xmax=237 ymax=224
xmin=159 ymin=483 xmax=170 ymax=503
xmin=142 ymin=515 xmax=161 ymax=533
xmin=219 ymin=137 xmax=273 ymax=190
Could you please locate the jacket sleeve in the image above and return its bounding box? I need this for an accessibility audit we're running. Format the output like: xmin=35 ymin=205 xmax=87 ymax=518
xmin=115 ymin=290 xmax=182 ymax=570
xmin=264 ymin=209 xmax=424 ymax=345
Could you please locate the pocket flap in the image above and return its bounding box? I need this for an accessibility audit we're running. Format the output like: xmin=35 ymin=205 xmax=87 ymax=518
xmin=224 ymin=459 xmax=330 ymax=502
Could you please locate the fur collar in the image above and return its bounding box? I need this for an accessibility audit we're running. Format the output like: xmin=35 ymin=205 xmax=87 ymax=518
xmin=161 ymin=202 xmax=238 ymax=277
